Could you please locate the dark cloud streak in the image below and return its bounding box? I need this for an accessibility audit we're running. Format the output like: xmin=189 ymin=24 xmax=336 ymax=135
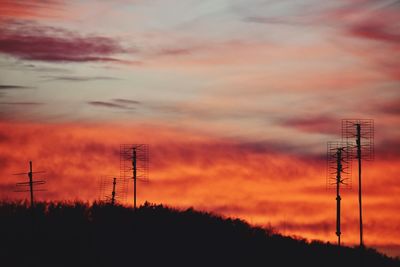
xmin=113 ymin=98 xmax=141 ymax=105
xmin=0 ymin=85 xmax=33 ymax=90
xmin=158 ymin=48 xmax=193 ymax=56
xmin=87 ymin=101 xmax=134 ymax=110
xmin=370 ymin=98 xmax=400 ymax=115
xmin=42 ymin=76 xmax=121 ymax=82
xmin=350 ymin=22 xmax=400 ymax=45
xmin=0 ymin=20 xmax=126 ymax=63
xmin=0 ymin=102 xmax=43 ymax=105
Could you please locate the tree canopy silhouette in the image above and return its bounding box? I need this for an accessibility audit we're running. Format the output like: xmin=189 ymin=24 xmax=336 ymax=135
xmin=0 ymin=201 xmax=398 ymax=267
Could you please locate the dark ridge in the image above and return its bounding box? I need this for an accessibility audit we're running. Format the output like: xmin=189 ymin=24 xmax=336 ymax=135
xmin=0 ymin=201 xmax=399 ymax=267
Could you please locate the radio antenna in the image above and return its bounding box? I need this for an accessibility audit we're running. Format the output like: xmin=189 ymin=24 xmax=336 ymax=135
xmin=342 ymin=119 xmax=374 ymax=248
xmin=120 ymin=144 xmax=149 ymax=209
xmin=13 ymin=161 xmax=46 ymax=208
xmin=327 ymin=142 xmax=352 ymax=246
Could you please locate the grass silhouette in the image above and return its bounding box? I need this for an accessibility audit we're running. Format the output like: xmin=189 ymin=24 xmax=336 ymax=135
xmin=1 ymin=201 xmax=399 ymax=267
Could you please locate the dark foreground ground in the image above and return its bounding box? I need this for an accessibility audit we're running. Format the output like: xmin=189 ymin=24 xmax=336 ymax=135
xmin=0 ymin=201 xmax=399 ymax=267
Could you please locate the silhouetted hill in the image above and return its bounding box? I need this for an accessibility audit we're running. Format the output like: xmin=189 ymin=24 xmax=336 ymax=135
xmin=0 ymin=201 xmax=399 ymax=267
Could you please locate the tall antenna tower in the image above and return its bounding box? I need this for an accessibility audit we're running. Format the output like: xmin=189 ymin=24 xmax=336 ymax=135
xmin=13 ymin=161 xmax=46 ymax=208
xmin=120 ymin=144 xmax=149 ymax=209
xmin=342 ymin=119 xmax=374 ymax=248
xmin=327 ymin=142 xmax=352 ymax=246
xmin=99 ymin=176 xmax=127 ymax=205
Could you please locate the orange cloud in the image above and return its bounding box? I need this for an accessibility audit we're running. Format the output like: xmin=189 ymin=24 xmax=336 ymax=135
xmin=0 ymin=120 xmax=399 ymax=257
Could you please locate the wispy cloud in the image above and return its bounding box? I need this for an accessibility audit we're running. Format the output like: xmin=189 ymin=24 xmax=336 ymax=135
xmin=244 ymin=16 xmax=294 ymax=25
xmin=0 ymin=61 xmax=70 ymax=73
xmin=113 ymin=98 xmax=141 ymax=105
xmin=42 ymin=76 xmax=121 ymax=82
xmin=350 ymin=21 xmax=400 ymax=45
xmin=325 ymin=0 xmax=400 ymax=80
xmin=88 ymin=101 xmax=127 ymax=109
xmin=376 ymin=99 xmax=400 ymax=115
xmin=0 ymin=102 xmax=43 ymax=105
xmin=157 ymin=48 xmax=194 ymax=56
xmin=87 ymin=101 xmax=135 ymax=110
xmin=363 ymin=97 xmax=400 ymax=116
xmin=0 ymin=20 xmax=127 ymax=63
xmin=325 ymin=1 xmax=400 ymax=44
xmin=0 ymin=85 xmax=33 ymax=90
xmin=239 ymin=0 xmax=323 ymax=27
xmin=0 ymin=0 xmax=63 ymax=19
xmin=279 ymin=115 xmax=339 ymax=135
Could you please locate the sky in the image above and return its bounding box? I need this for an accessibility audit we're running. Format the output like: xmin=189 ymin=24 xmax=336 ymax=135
xmin=0 ymin=0 xmax=400 ymax=258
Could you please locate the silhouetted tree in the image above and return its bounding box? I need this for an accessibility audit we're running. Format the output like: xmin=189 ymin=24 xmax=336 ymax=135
xmin=0 ymin=201 xmax=398 ymax=267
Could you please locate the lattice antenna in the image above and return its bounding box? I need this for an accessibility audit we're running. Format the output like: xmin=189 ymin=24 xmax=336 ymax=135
xmin=327 ymin=142 xmax=352 ymax=189
xmin=13 ymin=161 xmax=46 ymax=208
xmin=342 ymin=119 xmax=374 ymax=160
xmin=327 ymin=142 xmax=352 ymax=246
xmin=99 ymin=176 xmax=127 ymax=205
xmin=120 ymin=144 xmax=149 ymax=209
xmin=342 ymin=119 xmax=374 ymax=248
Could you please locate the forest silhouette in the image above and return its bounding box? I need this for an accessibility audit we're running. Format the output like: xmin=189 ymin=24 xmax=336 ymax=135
xmin=1 ymin=201 xmax=399 ymax=267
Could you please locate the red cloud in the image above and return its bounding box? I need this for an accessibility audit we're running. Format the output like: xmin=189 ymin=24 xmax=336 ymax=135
xmin=0 ymin=21 xmax=126 ymax=63
xmin=350 ymin=22 xmax=400 ymax=44
xmin=326 ymin=1 xmax=400 ymax=81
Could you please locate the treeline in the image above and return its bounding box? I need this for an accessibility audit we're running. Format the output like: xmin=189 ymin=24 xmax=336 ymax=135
xmin=0 ymin=201 xmax=399 ymax=267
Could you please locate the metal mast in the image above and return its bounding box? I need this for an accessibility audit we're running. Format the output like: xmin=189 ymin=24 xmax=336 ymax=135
xmin=356 ymin=123 xmax=363 ymax=247
xmin=342 ymin=119 xmax=374 ymax=248
xmin=132 ymin=147 xmax=137 ymax=209
xmin=336 ymin=148 xmax=343 ymax=246
xmin=28 ymin=161 xmax=34 ymax=207
xmin=99 ymin=175 xmax=126 ymax=205
xmin=120 ymin=144 xmax=149 ymax=208
xmin=327 ymin=142 xmax=351 ymax=246
xmin=13 ymin=161 xmax=46 ymax=208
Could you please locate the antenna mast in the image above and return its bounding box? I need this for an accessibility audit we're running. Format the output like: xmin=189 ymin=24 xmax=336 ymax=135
xmin=342 ymin=119 xmax=374 ymax=248
xmin=13 ymin=161 xmax=46 ymax=208
xmin=120 ymin=144 xmax=149 ymax=209
xmin=327 ymin=142 xmax=352 ymax=246
xmin=336 ymin=148 xmax=342 ymax=246
xmin=133 ymin=147 xmax=137 ymax=209
xmin=99 ymin=176 xmax=126 ymax=205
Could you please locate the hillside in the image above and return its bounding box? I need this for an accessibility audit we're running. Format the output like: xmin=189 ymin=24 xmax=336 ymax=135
xmin=0 ymin=201 xmax=398 ymax=267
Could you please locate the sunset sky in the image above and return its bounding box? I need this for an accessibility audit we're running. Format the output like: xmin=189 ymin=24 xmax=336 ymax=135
xmin=0 ymin=0 xmax=399 ymax=257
